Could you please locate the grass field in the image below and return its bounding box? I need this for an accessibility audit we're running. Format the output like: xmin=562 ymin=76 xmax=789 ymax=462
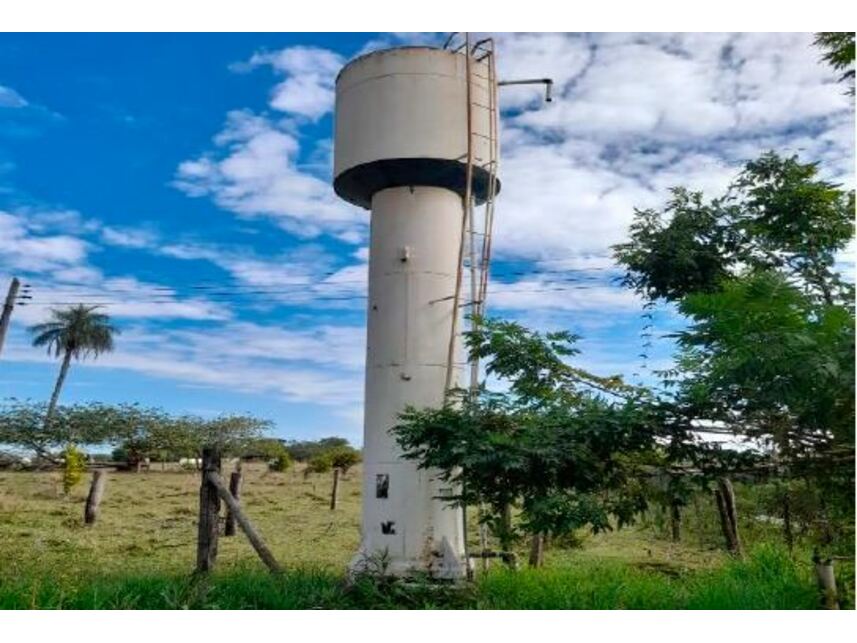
xmin=0 ymin=464 xmax=837 ymax=609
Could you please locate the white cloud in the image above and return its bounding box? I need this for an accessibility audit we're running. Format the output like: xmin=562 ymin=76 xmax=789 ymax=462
xmin=490 ymin=278 xmax=641 ymax=313
xmin=100 ymin=226 xmax=158 ymax=249
xmin=241 ymin=46 xmax=344 ymax=120
xmin=0 ymin=210 xmax=89 ymax=273
xmin=99 ymin=227 xmax=369 ymax=309
xmin=13 ymin=276 xmax=230 ymax=325
xmin=0 ymin=85 xmax=28 ymax=108
xmin=174 ymin=109 xmax=363 ymax=240
xmin=484 ymin=31 xmax=854 ymax=267
xmin=5 ymin=320 xmax=365 ymax=407
xmin=1 ymin=209 xmax=232 ymax=324
xmin=356 ymin=32 xmax=442 ymax=57
xmin=511 ymin=33 xmax=850 ymax=141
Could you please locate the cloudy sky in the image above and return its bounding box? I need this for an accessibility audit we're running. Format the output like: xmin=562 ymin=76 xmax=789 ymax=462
xmin=1 ymin=32 xmax=853 ymax=444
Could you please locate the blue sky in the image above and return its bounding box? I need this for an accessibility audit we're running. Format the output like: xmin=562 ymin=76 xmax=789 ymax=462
xmin=1 ymin=33 xmax=853 ymax=445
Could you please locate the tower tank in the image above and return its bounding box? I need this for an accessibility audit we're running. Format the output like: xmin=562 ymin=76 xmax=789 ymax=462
xmin=333 ymin=46 xmax=500 ymax=578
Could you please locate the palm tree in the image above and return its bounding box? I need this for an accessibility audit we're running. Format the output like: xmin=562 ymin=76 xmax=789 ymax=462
xmin=29 ymin=305 xmax=119 ymax=426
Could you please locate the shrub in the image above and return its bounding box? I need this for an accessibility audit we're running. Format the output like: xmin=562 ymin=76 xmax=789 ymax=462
xmin=306 ymin=452 xmax=334 ymax=475
xmin=62 ymin=444 xmax=86 ymax=494
xmin=268 ymin=451 xmax=293 ymax=472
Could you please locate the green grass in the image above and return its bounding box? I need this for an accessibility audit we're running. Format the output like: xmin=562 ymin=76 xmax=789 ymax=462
xmin=0 ymin=546 xmax=819 ymax=610
xmin=0 ymin=467 xmax=843 ymax=609
xmin=477 ymin=545 xmax=818 ymax=609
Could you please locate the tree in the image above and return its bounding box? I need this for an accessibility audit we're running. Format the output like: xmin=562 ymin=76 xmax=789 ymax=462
xmin=392 ymin=317 xmax=671 ymax=550
xmin=614 ymin=153 xmax=854 ymax=306
xmin=0 ymin=401 xmax=148 ymax=462
xmin=306 ymin=451 xmax=334 ymax=475
xmin=0 ymin=401 xmax=272 ymax=465
xmin=328 ymin=445 xmax=361 ymax=474
xmin=814 ymin=32 xmax=855 ymax=94
xmin=191 ymin=415 xmax=271 ymax=455
xmin=285 ymin=437 xmax=350 ymax=462
xmin=614 ymin=152 xmax=855 ymax=551
xmin=675 ymin=272 xmax=853 ymax=455
xmin=29 ymin=305 xmax=119 ymax=427
xmin=112 ymin=413 xmax=272 ymax=465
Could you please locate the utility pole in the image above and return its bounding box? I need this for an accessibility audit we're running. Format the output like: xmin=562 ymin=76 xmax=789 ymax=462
xmin=0 ymin=277 xmax=21 ymax=359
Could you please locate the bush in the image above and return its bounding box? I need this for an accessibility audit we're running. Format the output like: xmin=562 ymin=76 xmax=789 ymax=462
xmin=305 ymin=452 xmax=334 ymax=475
xmin=62 ymin=444 xmax=86 ymax=494
xmin=268 ymin=451 xmax=293 ymax=472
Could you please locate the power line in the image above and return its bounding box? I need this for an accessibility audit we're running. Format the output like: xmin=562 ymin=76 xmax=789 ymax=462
xmin=15 ymin=267 xmax=618 ymax=295
xmin=19 ymin=282 xmax=627 ymax=307
xmin=17 ymin=271 xmax=620 ymax=299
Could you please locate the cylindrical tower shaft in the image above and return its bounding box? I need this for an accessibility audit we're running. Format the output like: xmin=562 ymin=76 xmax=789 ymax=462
xmin=358 ymin=185 xmax=465 ymax=577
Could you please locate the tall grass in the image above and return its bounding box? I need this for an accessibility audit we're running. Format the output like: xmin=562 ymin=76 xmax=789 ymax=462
xmin=0 ymin=545 xmax=821 ymax=610
xmin=478 ymin=544 xmax=818 ymax=609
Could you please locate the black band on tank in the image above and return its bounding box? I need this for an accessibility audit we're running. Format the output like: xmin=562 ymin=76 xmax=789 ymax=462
xmin=333 ymin=158 xmax=501 ymax=210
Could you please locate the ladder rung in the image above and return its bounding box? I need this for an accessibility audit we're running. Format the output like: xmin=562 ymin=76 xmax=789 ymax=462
xmin=471 ymin=132 xmax=495 ymax=141
xmin=470 ymin=102 xmax=496 ymax=111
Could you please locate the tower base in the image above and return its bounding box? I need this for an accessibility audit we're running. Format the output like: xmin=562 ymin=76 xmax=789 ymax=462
xmin=348 ymin=536 xmax=469 ymax=581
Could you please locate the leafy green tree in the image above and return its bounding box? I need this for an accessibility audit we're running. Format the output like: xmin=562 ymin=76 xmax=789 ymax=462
xmin=675 ymin=272 xmax=853 ymax=455
xmin=0 ymin=401 xmax=271 ymax=465
xmin=29 ymin=306 xmax=120 ymax=426
xmin=285 ymin=437 xmax=350 ymax=462
xmin=242 ymin=437 xmax=288 ymax=459
xmin=191 ymin=415 xmax=271 ymax=455
xmin=614 ymin=153 xmax=854 ymax=305
xmin=328 ymin=445 xmax=361 ymax=474
xmin=615 ymin=152 xmax=855 ymax=551
xmin=393 ymin=317 xmax=672 ymax=549
xmin=678 ymin=274 xmax=854 ymax=549
xmin=814 ymin=32 xmax=855 ymax=93
xmin=0 ymin=401 xmax=146 ymax=461
xmin=306 ymin=451 xmax=335 ymax=475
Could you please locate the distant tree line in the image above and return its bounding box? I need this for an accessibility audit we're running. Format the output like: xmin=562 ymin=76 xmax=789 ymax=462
xmin=0 ymin=399 xmax=361 ymax=481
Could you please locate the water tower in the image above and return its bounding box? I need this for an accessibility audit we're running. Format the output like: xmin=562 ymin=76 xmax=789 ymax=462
xmin=333 ymin=43 xmax=500 ymax=578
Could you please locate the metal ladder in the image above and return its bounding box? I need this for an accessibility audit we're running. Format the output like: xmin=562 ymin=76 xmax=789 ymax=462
xmin=443 ymin=33 xmax=500 ymax=400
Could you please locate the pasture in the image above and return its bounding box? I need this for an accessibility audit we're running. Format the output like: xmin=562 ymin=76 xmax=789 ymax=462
xmin=0 ymin=463 xmax=837 ymax=609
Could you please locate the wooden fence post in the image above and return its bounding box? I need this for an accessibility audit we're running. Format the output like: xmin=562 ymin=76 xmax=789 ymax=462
xmin=670 ymin=501 xmax=682 ymax=542
xmin=478 ymin=517 xmax=490 ymax=571
xmin=225 ymin=470 xmax=242 ymax=537
xmin=206 ymin=470 xmax=282 ymax=574
xmin=196 ymin=447 xmax=221 ymax=573
xmin=528 ymin=532 xmax=544 ymax=568
xmin=330 ymin=468 xmax=341 ymax=510
xmin=714 ymin=477 xmax=742 ymax=556
xmin=84 ymin=469 xmax=107 ymax=525
xmin=814 ymin=555 xmax=839 ymax=609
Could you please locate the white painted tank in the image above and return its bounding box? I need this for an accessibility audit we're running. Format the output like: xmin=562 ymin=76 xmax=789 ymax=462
xmin=333 ymin=46 xmax=500 ymax=579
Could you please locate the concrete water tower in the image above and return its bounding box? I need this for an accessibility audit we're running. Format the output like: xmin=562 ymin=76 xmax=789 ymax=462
xmin=333 ymin=45 xmax=500 ymax=578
